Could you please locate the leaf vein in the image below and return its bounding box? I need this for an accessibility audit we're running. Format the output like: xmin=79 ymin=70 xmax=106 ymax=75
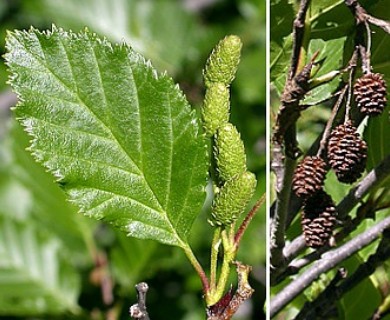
xmin=72 ymin=186 xmax=165 ymax=220
xmin=27 ymin=117 xmax=138 ymax=173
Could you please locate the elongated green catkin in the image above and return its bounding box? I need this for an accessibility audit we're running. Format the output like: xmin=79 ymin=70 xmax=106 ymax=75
xmin=203 ymin=35 xmax=242 ymax=87
xmin=214 ymin=123 xmax=246 ymax=181
xmin=202 ymin=83 xmax=230 ymax=137
xmin=210 ymin=171 xmax=257 ymax=227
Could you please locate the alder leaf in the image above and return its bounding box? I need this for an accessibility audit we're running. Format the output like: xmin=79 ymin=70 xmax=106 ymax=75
xmin=0 ymin=216 xmax=80 ymax=315
xmin=5 ymin=26 xmax=208 ymax=248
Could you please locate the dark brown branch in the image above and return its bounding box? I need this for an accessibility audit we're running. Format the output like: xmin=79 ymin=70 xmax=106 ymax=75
xmin=345 ymin=0 xmax=390 ymax=35
xmin=289 ymin=0 xmax=312 ymax=81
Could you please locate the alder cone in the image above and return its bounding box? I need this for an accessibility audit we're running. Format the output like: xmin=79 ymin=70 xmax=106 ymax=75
xmin=301 ymin=190 xmax=337 ymax=248
xmin=292 ymin=156 xmax=327 ymax=199
xmin=354 ymin=73 xmax=387 ymax=116
xmin=327 ymin=121 xmax=367 ymax=184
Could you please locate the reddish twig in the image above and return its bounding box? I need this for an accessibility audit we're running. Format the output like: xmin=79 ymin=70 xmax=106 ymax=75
xmin=234 ymin=194 xmax=265 ymax=247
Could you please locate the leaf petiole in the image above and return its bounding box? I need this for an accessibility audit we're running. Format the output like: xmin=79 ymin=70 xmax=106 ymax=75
xmin=182 ymin=243 xmax=210 ymax=294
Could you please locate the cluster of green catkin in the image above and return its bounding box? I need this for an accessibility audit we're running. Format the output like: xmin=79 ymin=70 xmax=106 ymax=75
xmin=202 ymin=35 xmax=257 ymax=227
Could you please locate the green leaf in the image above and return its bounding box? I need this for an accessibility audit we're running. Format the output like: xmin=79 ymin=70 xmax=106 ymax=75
xmin=2 ymin=121 xmax=93 ymax=257
xmin=21 ymin=0 xmax=206 ymax=75
xmin=6 ymin=27 xmax=208 ymax=248
xmin=364 ymin=113 xmax=390 ymax=173
xmin=303 ymin=37 xmax=345 ymax=105
xmin=0 ymin=216 xmax=80 ymax=315
xmin=110 ymin=231 xmax=158 ymax=291
xmin=339 ymin=253 xmax=381 ymax=320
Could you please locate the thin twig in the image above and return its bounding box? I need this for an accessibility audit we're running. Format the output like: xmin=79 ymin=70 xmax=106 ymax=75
xmin=294 ymin=268 xmax=348 ymax=320
xmin=345 ymin=0 xmax=390 ymax=35
xmin=364 ymin=21 xmax=372 ymax=70
xmin=289 ymin=0 xmax=312 ymax=81
xmin=234 ymin=194 xmax=265 ymax=247
xmin=129 ymin=282 xmax=151 ymax=320
xmin=294 ymin=229 xmax=390 ymax=319
xmin=344 ymin=65 xmax=355 ymax=123
xmin=317 ymin=85 xmax=348 ymax=157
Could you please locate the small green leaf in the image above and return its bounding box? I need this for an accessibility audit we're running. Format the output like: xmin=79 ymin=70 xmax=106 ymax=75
xmin=6 ymin=27 xmax=208 ymax=248
xmin=364 ymin=113 xmax=390 ymax=173
xmin=303 ymin=38 xmax=345 ymax=105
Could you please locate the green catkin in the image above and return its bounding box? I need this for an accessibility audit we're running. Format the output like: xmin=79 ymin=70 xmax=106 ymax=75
xmin=202 ymin=83 xmax=230 ymax=137
xmin=210 ymin=171 xmax=257 ymax=227
xmin=202 ymin=35 xmax=256 ymax=228
xmin=203 ymin=35 xmax=242 ymax=87
xmin=214 ymin=123 xmax=246 ymax=181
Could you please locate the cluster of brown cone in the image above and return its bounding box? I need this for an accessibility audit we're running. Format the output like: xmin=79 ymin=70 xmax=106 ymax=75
xmin=292 ymin=72 xmax=387 ymax=248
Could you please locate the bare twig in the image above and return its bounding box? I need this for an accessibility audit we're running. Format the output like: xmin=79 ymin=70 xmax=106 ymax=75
xmin=294 ymin=268 xmax=348 ymax=320
xmin=270 ymin=216 xmax=390 ymax=317
xmin=289 ymin=0 xmax=312 ymax=81
xmin=317 ymin=85 xmax=348 ymax=157
xmin=294 ymin=229 xmax=390 ymax=319
xmin=129 ymin=282 xmax=150 ymax=320
xmin=345 ymin=0 xmax=390 ymax=35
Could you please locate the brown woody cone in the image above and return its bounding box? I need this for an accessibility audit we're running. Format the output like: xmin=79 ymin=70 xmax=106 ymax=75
xmin=327 ymin=121 xmax=367 ymax=184
xmin=302 ymin=190 xmax=337 ymax=248
xmin=292 ymin=156 xmax=328 ymax=199
xmin=354 ymin=73 xmax=387 ymax=116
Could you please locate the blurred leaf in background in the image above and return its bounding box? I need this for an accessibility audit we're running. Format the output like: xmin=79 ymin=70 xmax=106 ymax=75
xmin=0 ymin=0 xmax=265 ymax=319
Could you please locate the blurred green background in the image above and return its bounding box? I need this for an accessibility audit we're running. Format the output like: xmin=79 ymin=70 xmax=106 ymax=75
xmin=0 ymin=0 xmax=265 ymax=319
